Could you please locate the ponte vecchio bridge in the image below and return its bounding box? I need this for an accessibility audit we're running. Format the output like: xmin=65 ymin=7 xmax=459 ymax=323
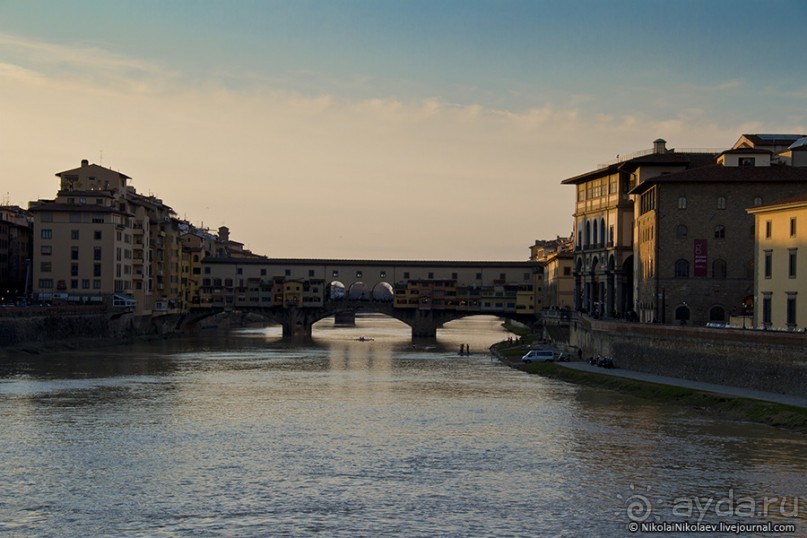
xmin=191 ymin=258 xmax=542 ymax=337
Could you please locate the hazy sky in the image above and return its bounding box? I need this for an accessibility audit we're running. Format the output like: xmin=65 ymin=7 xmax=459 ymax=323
xmin=1 ymin=1 xmax=806 ymax=260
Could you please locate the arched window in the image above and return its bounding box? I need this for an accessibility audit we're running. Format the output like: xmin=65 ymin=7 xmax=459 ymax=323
xmin=717 ymin=196 xmax=726 ymax=209
xmin=678 ymin=195 xmax=687 ymax=209
xmin=676 ymin=224 xmax=688 ymax=239
xmin=674 ymin=259 xmax=690 ymax=278
xmin=712 ymin=259 xmax=727 ymax=279
xmin=714 ymin=225 xmax=725 ymax=239
xmin=592 ymin=219 xmax=598 ymax=246
xmin=600 ymin=220 xmax=606 ymax=247
xmin=709 ymin=306 xmax=726 ymax=322
xmin=753 ymin=196 xmax=763 ymax=206
xmin=585 ymin=221 xmax=591 ymax=247
xmin=675 ymin=305 xmax=690 ymax=323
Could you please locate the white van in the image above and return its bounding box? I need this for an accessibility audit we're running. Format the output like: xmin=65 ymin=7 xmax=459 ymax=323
xmin=521 ymin=349 xmax=555 ymax=363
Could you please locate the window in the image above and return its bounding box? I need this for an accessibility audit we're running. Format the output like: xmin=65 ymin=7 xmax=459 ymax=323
xmin=754 ymin=197 xmax=763 ymax=206
xmin=714 ymin=225 xmax=725 ymax=239
xmin=764 ymin=250 xmax=772 ymax=278
xmin=564 ymin=267 xmax=572 ymax=276
xmin=71 ymin=230 xmax=79 ymax=240
xmin=381 ymin=271 xmax=388 ymax=279
xmin=40 ymin=212 xmax=53 ymax=223
xmin=357 ymin=271 xmax=363 ymax=279
xmin=404 ymin=272 xmax=410 ymax=279
xmin=69 ymin=213 xmax=82 ymax=223
xmin=40 ymin=262 xmax=52 ymax=273
xmin=674 ymin=259 xmax=690 ymax=278
xmin=260 ymin=269 xmax=267 ymax=276
xmin=70 ymin=279 xmax=78 ymax=289
xmin=712 ymin=259 xmax=727 ymax=279
xmin=675 ymin=224 xmax=688 ymax=239
xmin=789 ymin=249 xmax=797 ymax=278
xmin=678 ymin=196 xmax=687 ymax=209
xmin=91 ymin=216 xmax=104 ymax=224
xmin=41 ymin=245 xmax=52 ymax=256
xmin=709 ymin=306 xmax=726 ymax=322
xmin=94 ymin=247 xmax=102 ymax=261
xmin=92 ymin=279 xmax=100 ymax=289
xmin=765 ymin=221 xmax=772 ymax=239
xmin=71 ymin=247 xmax=79 ymax=260
xmin=739 ymin=157 xmax=755 ymax=167
xmin=94 ymin=230 xmax=102 ymax=240
xmin=717 ymin=196 xmax=726 ymax=209
xmin=71 ymin=264 xmax=78 ymax=277
xmin=236 ymin=267 xmax=243 ymax=275
xmin=762 ymin=295 xmax=772 ymax=325
xmin=791 ymin=218 xmax=797 ymax=237
xmin=786 ymin=295 xmax=797 ymax=326
xmin=94 ymin=264 xmax=102 ymax=277
xmin=285 ymin=269 xmax=291 ymax=276
xmin=41 ymin=229 xmax=52 ymax=239
xmin=38 ymin=279 xmax=53 ymax=289
xmin=308 ymin=270 xmax=315 ymax=277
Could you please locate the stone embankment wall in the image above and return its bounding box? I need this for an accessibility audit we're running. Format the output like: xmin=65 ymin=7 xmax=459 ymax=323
xmin=546 ymin=316 xmax=807 ymax=397
xmin=0 ymin=309 xmax=184 ymax=348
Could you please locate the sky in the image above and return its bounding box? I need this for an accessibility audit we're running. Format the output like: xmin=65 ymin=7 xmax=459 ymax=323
xmin=1 ymin=0 xmax=806 ymax=260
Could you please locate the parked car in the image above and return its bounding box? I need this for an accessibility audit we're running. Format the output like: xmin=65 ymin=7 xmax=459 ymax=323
xmin=521 ymin=349 xmax=554 ymax=363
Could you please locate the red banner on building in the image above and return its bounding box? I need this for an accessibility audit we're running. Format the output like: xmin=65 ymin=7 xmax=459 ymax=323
xmin=694 ymin=239 xmax=708 ymax=277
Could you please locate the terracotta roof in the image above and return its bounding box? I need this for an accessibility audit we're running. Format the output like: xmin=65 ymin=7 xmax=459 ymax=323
xmin=746 ymin=193 xmax=807 ymax=212
xmin=629 ymin=164 xmax=807 ymax=195
xmin=28 ymin=202 xmax=134 ymax=217
xmin=561 ymin=151 xmax=717 ymax=185
xmin=719 ymin=148 xmax=772 ymax=155
xmin=56 ymin=162 xmax=131 ymax=180
xmin=739 ymin=134 xmax=806 ymax=147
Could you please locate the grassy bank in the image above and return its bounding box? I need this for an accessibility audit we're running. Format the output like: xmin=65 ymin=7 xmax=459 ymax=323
xmin=491 ymin=341 xmax=807 ymax=434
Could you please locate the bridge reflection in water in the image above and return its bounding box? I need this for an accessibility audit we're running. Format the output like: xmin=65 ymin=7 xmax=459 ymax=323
xmin=189 ymin=258 xmax=542 ymax=337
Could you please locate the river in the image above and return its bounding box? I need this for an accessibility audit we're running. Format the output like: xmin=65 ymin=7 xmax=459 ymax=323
xmin=1 ymin=315 xmax=805 ymax=537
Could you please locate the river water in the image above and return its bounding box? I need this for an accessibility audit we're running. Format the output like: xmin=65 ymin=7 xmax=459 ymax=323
xmin=1 ymin=315 xmax=805 ymax=537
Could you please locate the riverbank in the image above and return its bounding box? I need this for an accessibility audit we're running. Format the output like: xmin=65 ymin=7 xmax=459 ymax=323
xmin=491 ymin=339 xmax=807 ymax=434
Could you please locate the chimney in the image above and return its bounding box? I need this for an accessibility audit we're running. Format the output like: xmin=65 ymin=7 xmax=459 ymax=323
xmin=653 ymin=139 xmax=667 ymax=154
xmin=81 ymin=159 xmax=89 ymax=167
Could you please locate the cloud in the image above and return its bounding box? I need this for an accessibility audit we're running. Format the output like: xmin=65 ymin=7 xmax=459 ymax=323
xmin=0 ymin=31 xmax=176 ymax=92
xmin=2 ymin=32 xmax=804 ymax=260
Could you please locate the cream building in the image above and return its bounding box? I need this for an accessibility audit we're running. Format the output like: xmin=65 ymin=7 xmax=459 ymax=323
xmin=747 ymin=193 xmax=807 ymax=330
xmin=30 ymin=161 xmax=136 ymax=308
xmin=28 ymin=160 xmax=215 ymax=316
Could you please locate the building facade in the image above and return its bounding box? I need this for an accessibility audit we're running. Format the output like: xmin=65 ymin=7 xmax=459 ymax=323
xmin=29 ymin=159 xmax=249 ymax=316
xmin=747 ymin=193 xmax=807 ymax=330
xmin=629 ymin=135 xmax=807 ymax=326
xmin=0 ymin=206 xmax=33 ymax=302
xmin=561 ymin=139 xmax=717 ymax=319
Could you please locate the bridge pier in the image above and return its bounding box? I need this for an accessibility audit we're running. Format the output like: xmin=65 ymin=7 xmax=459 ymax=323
xmin=282 ymin=321 xmax=312 ymax=338
xmin=333 ymin=311 xmax=356 ymax=326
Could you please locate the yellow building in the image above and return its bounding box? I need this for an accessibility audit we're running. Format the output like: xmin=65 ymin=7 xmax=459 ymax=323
xmin=747 ymin=193 xmax=807 ymax=330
